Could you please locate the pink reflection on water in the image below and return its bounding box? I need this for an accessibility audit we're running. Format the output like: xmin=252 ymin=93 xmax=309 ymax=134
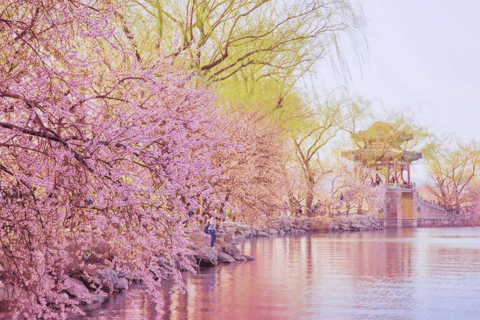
xmin=73 ymin=228 xmax=480 ymax=320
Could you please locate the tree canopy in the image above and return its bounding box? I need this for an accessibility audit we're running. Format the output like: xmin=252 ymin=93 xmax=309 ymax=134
xmin=128 ymin=0 xmax=366 ymax=108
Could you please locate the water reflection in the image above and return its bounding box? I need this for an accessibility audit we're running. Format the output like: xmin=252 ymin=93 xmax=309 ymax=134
xmin=73 ymin=228 xmax=480 ymax=320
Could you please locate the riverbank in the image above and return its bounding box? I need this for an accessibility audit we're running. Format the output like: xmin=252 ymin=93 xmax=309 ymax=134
xmin=0 ymin=215 xmax=383 ymax=314
xmin=193 ymin=215 xmax=383 ymax=267
xmin=32 ymin=215 xmax=479 ymax=317
xmin=78 ymin=216 xmax=383 ymax=298
xmin=72 ymin=227 xmax=480 ymax=320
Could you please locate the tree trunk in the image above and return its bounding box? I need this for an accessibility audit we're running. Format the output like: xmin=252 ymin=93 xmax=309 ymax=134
xmin=356 ymin=198 xmax=363 ymax=215
xmin=305 ymin=191 xmax=314 ymax=217
xmin=304 ymin=174 xmax=315 ymax=217
xmin=287 ymin=189 xmax=297 ymax=217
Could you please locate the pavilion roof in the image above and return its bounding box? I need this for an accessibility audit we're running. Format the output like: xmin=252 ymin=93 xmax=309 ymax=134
xmin=352 ymin=121 xmax=412 ymax=145
xmin=342 ymin=149 xmax=422 ymax=163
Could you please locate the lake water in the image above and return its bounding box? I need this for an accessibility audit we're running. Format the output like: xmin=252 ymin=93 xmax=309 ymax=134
xmin=74 ymin=228 xmax=480 ymax=319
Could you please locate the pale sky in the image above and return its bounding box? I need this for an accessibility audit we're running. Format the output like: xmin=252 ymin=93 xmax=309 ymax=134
xmin=316 ymin=0 xmax=480 ymax=180
xmin=350 ymin=0 xmax=479 ymax=140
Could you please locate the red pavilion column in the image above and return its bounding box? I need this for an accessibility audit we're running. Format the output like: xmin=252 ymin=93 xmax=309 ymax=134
xmin=407 ymin=163 xmax=411 ymax=188
xmin=386 ymin=163 xmax=390 ymax=184
xmin=393 ymin=161 xmax=397 ymax=185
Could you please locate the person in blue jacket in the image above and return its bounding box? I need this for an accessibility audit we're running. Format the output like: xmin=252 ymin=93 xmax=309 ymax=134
xmin=206 ymin=216 xmax=217 ymax=247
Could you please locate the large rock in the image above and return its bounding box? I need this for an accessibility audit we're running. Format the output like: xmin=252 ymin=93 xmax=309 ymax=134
xmin=62 ymin=277 xmax=100 ymax=304
xmin=188 ymin=233 xmax=211 ymax=250
xmin=94 ymin=291 xmax=108 ymax=304
xmin=220 ymin=221 xmax=238 ymax=228
xmin=235 ymin=229 xmax=245 ymax=236
xmin=267 ymin=228 xmax=278 ymax=236
xmin=218 ymin=252 xmax=236 ymax=263
xmin=93 ymin=266 xmax=118 ymax=293
xmin=340 ymin=223 xmax=351 ymax=231
xmin=195 ymin=246 xmax=218 ymax=267
xmin=116 ymin=268 xmax=142 ymax=284
xmin=223 ymin=243 xmax=241 ymax=257
xmin=236 ymin=223 xmax=249 ymax=230
xmin=257 ymin=231 xmax=268 ymax=237
xmin=69 ymin=268 xmax=102 ymax=292
xmin=223 ymin=227 xmax=236 ymax=237
xmin=232 ymin=234 xmax=245 ymax=243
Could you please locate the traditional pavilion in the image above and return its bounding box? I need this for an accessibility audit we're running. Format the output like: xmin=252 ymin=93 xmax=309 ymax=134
xmin=342 ymin=122 xmax=422 ymax=188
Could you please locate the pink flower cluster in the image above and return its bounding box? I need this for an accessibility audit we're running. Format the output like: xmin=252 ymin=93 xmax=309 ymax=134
xmin=0 ymin=0 xmax=224 ymax=318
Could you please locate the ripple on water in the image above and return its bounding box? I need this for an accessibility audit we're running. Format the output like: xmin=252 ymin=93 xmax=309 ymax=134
xmin=73 ymin=228 xmax=480 ymax=320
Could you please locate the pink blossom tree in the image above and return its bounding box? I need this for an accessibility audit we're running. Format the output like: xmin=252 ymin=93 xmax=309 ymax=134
xmin=0 ymin=0 xmax=225 ymax=318
xmin=317 ymin=160 xmax=386 ymax=217
xmin=209 ymin=109 xmax=286 ymax=223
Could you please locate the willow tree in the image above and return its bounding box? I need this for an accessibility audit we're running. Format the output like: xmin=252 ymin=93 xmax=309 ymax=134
xmin=128 ymin=0 xmax=366 ymax=109
xmin=289 ymin=94 xmax=345 ymax=216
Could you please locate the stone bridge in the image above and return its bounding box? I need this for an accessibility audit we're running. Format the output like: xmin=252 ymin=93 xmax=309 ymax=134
xmin=381 ymin=186 xmax=470 ymax=228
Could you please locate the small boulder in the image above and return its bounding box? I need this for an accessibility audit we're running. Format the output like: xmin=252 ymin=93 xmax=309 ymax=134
xmin=114 ymin=278 xmax=128 ymax=292
xmin=93 ymin=266 xmax=118 ymax=293
xmin=267 ymin=228 xmax=278 ymax=236
xmin=95 ymin=291 xmax=108 ymax=304
xmin=235 ymin=229 xmax=245 ymax=236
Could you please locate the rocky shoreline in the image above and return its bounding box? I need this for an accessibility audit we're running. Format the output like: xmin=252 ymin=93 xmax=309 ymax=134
xmin=1 ymin=215 xmax=383 ymax=313
xmin=191 ymin=215 xmax=384 ymax=267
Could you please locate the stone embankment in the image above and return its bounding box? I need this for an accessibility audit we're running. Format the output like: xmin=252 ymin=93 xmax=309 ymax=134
xmin=217 ymin=215 xmax=383 ymax=242
xmin=192 ymin=215 xmax=383 ymax=267
xmin=328 ymin=215 xmax=384 ymax=232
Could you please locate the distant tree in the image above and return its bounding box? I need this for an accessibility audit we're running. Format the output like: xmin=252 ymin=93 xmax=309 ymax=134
xmin=290 ymin=92 xmax=364 ymax=217
xmin=316 ymin=159 xmax=385 ymax=217
xmin=463 ymin=178 xmax=480 ymax=215
xmin=282 ymin=161 xmax=305 ymax=217
xmin=423 ymin=136 xmax=480 ymax=213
